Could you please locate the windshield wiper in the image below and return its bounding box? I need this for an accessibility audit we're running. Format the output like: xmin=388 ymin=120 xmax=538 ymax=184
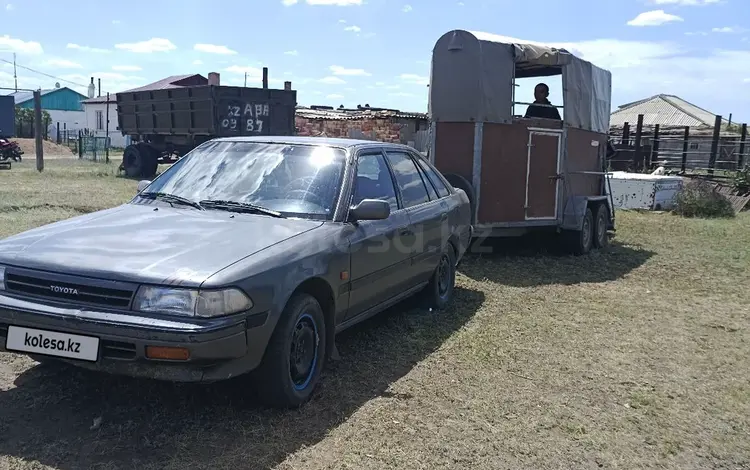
xmin=138 ymin=191 xmax=204 ymax=210
xmin=199 ymin=199 xmax=285 ymax=218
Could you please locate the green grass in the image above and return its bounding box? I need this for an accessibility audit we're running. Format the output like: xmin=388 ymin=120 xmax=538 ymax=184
xmin=1 ymin=158 xmax=749 ymax=469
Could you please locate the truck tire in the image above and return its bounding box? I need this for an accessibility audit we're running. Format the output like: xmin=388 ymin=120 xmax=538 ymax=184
xmin=137 ymin=143 xmax=159 ymax=179
xmin=123 ymin=144 xmax=159 ymax=179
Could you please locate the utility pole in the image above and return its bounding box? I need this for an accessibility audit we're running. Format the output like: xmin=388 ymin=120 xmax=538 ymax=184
xmin=244 ymin=72 xmax=247 ymax=87
xmin=13 ymin=53 xmax=17 ymax=92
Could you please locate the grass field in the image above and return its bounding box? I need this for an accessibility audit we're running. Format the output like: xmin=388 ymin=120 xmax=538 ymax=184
xmin=1 ymin=158 xmax=749 ymax=470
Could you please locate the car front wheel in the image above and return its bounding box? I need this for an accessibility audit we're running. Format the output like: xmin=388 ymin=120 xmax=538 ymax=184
xmin=254 ymin=293 xmax=327 ymax=408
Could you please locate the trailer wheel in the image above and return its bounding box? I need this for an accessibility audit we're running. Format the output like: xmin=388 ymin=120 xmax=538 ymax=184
xmin=592 ymin=203 xmax=609 ymax=249
xmin=564 ymin=207 xmax=594 ymax=255
xmin=443 ymin=174 xmax=475 ymax=223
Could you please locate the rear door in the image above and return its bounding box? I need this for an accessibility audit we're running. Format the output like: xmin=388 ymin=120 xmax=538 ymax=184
xmin=383 ymin=148 xmax=445 ymax=286
xmin=525 ymin=130 xmax=562 ymax=219
xmin=346 ymin=150 xmax=414 ymax=318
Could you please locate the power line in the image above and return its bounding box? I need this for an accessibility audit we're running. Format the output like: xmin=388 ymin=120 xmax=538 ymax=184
xmin=0 ymin=57 xmax=90 ymax=89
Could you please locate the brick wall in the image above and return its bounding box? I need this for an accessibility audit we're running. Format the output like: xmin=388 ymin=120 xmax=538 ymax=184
xmin=295 ymin=116 xmax=406 ymax=143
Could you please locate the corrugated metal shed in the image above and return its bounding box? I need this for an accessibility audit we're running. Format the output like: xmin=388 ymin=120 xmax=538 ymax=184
xmin=8 ymin=87 xmax=87 ymax=111
xmin=610 ymin=94 xmax=730 ymax=129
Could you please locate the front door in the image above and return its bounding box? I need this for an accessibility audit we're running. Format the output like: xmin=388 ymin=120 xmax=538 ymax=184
xmin=346 ymin=151 xmax=414 ymax=319
xmin=525 ymin=130 xmax=562 ymax=219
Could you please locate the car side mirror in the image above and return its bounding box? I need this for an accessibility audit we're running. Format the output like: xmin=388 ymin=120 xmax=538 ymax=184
xmin=349 ymin=199 xmax=390 ymax=221
xmin=136 ymin=180 xmax=151 ymax=194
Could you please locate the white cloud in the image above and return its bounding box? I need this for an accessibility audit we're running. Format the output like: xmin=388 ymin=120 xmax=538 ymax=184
xmin=711 ymin=26 xmax=746 ymax=33
xmin=115 ymin=38 xmax=176 ymax=53
xmin=42 ymin=59 xmax=82 ymax=69
xmin=112 ymin=65 xmax=142 ymax=72
xmin=284 ymin=0 xmax=361 ymax=4
xmin=194 ymin=43 xmax=237 ymax=55
xmin=685 ymin=31 xmax=709 ymax=36
xmin=193 ymin=59 xmax=203 ymax=65
xmin=0 ymin=35 xmax=43 ymax=55
xmin=66 ymin=43 xmax=109 ymax=53
xmin=339 ymin=19 xmax=346 ymax=23
xmin=5 ymin=3 xmax=12 ymax=10
xmin=61 ymin=72 xmax=145 ymax=95
xmin=399 ymin=73 xmax=429 ymax=86
xmin=457 ymin=1 xmax=464 ymax=5
xmin=344 ymin=25 xmax=361 ymax=32
xmin=112 ymin=19 xmax=121 ymax=24
xmin=319 ymin=76 xmax=346 ymax=84
xmin=284 ymin=50 xmax=299 ymax=56
xmin=402 ymin=4 xmax=412 ymax=12
xmin=327 ymin=93 xmax=344 ymax=99
xmin=647 ymin=0 xmax=719 ymax=4
xmin=329 ymin=65 xmax=370 ymax=76
xmin=627 ymin=10 xmax=683 ymax=26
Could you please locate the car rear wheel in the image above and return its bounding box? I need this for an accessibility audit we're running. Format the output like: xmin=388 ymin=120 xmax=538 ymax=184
xmin=563 ymin=207 xmax=594 ymax=255
xmin=593 ymin=203 xmax=609 ymax=249
xmin=423 ymin=244 xmax=456 ymax=310
xmin=254 ymin=293 xmax=327 ymax=408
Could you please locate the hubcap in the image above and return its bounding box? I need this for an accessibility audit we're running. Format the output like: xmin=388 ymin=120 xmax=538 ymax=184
xmin=289 ymin=313 xmax=319 ymax=391
xmin=437 ymin=254 xmax=452 ymax=297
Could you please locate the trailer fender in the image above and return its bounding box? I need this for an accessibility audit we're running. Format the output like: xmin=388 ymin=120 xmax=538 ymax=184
xmin=443 ymin=173 xmax=476 ymax=224
xmin=561 ymin=196 xmax=611 ymax=231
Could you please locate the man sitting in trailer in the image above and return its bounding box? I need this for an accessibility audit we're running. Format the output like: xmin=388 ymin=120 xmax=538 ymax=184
xmin=524 ymin=83 xmax=561 ymax=120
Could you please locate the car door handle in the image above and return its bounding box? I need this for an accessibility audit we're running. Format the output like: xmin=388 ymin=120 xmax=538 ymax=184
xmin=399 ymin=227 xmax=413 ymax=236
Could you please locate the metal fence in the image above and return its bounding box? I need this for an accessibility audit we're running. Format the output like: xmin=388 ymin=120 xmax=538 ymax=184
xmin=79 ymin=134 xmax=110 ymax=163
xmin=608 ymin=114 xmax=748 ymax=176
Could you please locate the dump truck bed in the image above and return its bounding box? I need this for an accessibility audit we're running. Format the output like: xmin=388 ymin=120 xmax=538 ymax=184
xmin=116 ymin=85 xmax=297 ymax=138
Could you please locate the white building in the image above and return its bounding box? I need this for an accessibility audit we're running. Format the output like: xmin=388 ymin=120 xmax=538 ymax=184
xmin=81 ymin=94 xmax=130 ymax=149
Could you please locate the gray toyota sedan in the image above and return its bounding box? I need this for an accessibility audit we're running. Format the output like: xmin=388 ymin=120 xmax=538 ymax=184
xmin=0 ymin=136 xmax=472 ymax=407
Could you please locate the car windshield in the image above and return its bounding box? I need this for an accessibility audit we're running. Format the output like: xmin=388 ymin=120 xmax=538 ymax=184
xmin=138 ymin=141 xmax=347 ymax=220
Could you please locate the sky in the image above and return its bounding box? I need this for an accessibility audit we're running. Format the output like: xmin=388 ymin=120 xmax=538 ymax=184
xmin=1 ymin=0 xmax=749 ymax=122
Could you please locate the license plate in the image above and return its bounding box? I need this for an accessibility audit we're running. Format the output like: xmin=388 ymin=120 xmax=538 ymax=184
xmin=5 ymin=326 xmax=99 ymax=362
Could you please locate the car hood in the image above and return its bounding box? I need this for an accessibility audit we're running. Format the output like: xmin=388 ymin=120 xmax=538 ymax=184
xmin=0 ymin=203 xmax=324 ymax=286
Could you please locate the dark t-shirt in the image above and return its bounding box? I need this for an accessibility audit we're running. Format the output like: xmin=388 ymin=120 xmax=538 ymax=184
xmin=524 ymin=100 xmax=561 ymax=120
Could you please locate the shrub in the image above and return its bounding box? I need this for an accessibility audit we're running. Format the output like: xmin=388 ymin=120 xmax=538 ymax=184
xmin=731 ymin=167 xmax=750 ymax=196
xmin=672 ymin=180 xmax=735 ymax=219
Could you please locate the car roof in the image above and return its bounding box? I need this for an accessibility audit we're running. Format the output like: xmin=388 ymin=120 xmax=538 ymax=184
xmin=214 ymin=135 xmax=415 ymax=151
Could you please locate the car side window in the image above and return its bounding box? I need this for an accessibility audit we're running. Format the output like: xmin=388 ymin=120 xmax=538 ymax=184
xmin=384 ymin=151 xmax=430 ymax=208
xmin=352 ymin=152 xmax=399 ymax=211
xmin=415 ymin=156 xmax=451 ymax=198
xmin=416 ymin=159 xmax=439 ymax=200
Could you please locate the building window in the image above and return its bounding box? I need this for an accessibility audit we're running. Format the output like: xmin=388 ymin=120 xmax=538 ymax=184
xmin=95 ymin=110 xmax=104 ymax=130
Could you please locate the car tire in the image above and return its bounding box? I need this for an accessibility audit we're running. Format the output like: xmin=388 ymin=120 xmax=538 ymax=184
xmin=564 ymin=207 xmax=594 ymax=255
xmin=423 ymin=244 xmax=456 ymax=310
xmin=254 ymin=293 xmax=327 ymax=408
xmin=592 ymin=203 xmax=609 ymax=249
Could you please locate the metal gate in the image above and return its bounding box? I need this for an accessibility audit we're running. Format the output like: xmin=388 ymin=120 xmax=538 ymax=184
xmin=79 ymin=135 xmax=110 ymax=162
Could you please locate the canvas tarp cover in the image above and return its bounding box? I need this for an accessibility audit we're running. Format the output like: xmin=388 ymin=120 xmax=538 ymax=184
xmin=429 ymin=29 xmax=612 ymax=133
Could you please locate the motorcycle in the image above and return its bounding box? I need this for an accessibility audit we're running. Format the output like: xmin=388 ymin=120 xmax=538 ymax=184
xmin=0 ymin=138 xmax=23 ymax=162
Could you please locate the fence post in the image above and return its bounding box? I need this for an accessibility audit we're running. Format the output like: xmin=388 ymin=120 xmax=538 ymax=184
xmin=649 ymin=124 xmax=660 ymax=169
xmin=738 ymin=123 xmax=747 ymax=170
xmin=708 ymin=114 xmax=722 ymax=175
xmin=78 ymin=130 xmax=83 ymax=159
xmin=33 ymin=90 xmax=43 ymax=172
xmin=681 ymin=126 xmax=690 ymax=174
xmin=622 ymin=122 xmax=630 ymax=145
xmin=105 ymin=92 xmax=110 ymax=164
xmin=633 ymin=114 xmax=644 ymax=171
xmin=56 ymin=122 xmax=60 ymax=144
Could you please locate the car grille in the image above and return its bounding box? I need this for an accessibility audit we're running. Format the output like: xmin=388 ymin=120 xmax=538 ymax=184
xmin=5 ymin=273 xmax=135 ymax=309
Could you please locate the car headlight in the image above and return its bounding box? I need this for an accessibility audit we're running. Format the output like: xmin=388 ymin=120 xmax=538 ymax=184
xmin=133 ymin=286 xmax=253 ymax=318
xmin=0 ymin=266 xmax=5 ymax=291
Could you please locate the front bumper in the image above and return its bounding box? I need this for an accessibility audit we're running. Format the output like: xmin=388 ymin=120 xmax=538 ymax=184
xmin=0 ymin=293 xmax=272 ymax=382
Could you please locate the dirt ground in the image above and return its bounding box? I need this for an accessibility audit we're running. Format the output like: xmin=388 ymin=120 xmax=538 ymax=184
xmin=0 ymin=159 xmax=749 ymax=469
xmin=12 ymin=138 xmax=76 ymax=159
